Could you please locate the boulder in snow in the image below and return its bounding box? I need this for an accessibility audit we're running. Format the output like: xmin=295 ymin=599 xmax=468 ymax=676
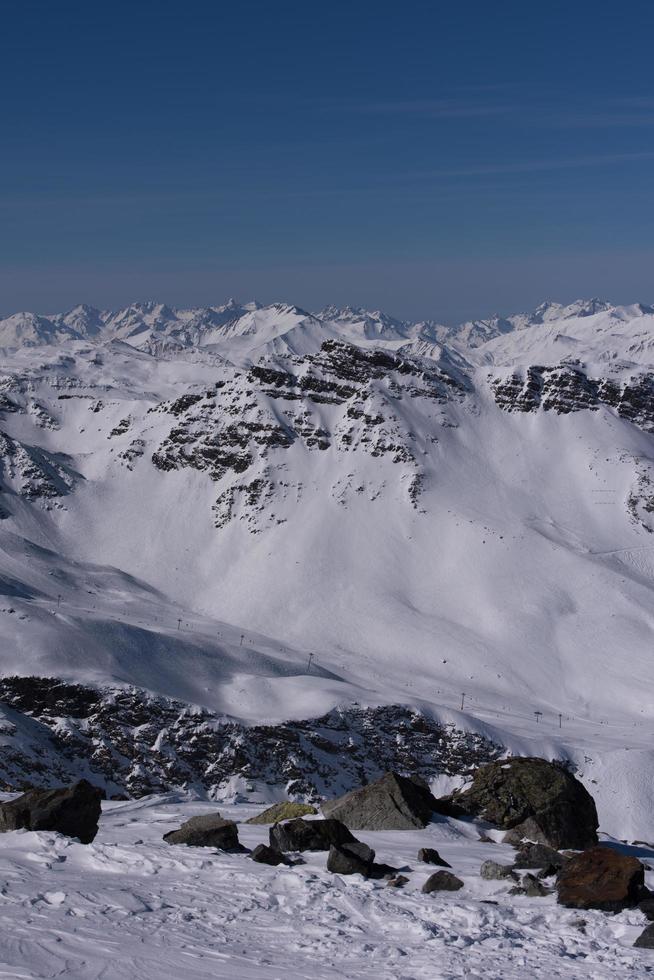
xmin=556 ymin=846 xmax=645 ymax=911
xmin=321 ymin=772 xmax=438 ymax=831
xmin=435 ymin=757 xmax=598 ymax=850
xmin=422 ymin=871 xmax=464 ymax=893
xmin=246 ymin=801 xmax=317 ymax=825
xmin=250 ymin=843 xmax=288 ymax=866
xmin=0 ymin=779 xmax=102 ymax=844
xmin=327 ymin=841 xmax=376 ymax=877
xmin=480 ymin=860 xmax=516 ymax=880
xmin=417 ymin=847 xmax=451 ymax=867
xmin=163 ymin=813 xmax=243 ymax=851
xmin=269 ymin=817 xmax=356 ymax=852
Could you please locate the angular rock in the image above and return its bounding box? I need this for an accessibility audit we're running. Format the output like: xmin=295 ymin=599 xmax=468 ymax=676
xmin=518 ymin=873 xmax=550 ymax=897
xmin=327 ymin=841 xmax=376 ymax=877
xmin=480 ymin=860 xmax=516 ymax=880
xmin=321 ymin=772 xmax=438 ymax=831
xmin=639 ymin=898 xmax=654 ymax=922
xmin=270 ymin=817 xmax=356 ymax=852
xmin=250 ymin=843 xmax=288 ymax=866
xmin=386 ymin=874 xmax=409 ymax=888
xmin=0 ymin=779 xmax=102 ymax=844
xmin=435 ymin=757 xmax=598 ymax=850
xmin=635 ymin=924 xmax=654 ymax=948
xmin=418 ymin=847 xmax=451 ymax=867
xmin=422 ymin=870 xmax=464 ymax=893
xmin=246 ymin=802 xmax=317 ymax=825
xmin=556 ymin=846 xmax=645 ymax=911
xmin=513 ymin=842 xmax=568 ymax=871
xmin=163 ymin=813 xmax=243 ymax=851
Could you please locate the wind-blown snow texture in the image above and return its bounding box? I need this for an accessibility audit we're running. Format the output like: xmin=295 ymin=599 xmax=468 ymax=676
xmin=1 ymin=297 xmax=654 ymax=841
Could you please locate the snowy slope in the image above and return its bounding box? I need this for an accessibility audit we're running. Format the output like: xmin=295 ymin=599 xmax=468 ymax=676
xmin=0 ymin=794 xmax=651 ymax=980
xmin=0 ymin=298 xmax=654 ymax=833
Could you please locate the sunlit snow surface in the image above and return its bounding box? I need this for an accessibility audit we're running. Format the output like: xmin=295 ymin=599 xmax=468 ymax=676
xmin=0 ymin=796 xmax=652 ymax=980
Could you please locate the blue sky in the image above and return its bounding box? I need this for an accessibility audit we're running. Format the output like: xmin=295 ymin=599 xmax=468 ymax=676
xmin=2 ymin=0 xmax=654 ymax=321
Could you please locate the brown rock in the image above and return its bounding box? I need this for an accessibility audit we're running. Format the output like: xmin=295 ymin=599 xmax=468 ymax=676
xmin=556 ymin=846 xmax=645 ymax=911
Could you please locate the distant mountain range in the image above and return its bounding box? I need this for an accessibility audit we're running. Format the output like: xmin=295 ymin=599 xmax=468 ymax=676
xmin=0 ymin=295 xmax=654 ymax=833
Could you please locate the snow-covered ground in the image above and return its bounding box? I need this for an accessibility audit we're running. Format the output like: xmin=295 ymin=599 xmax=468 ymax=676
xmin=0 ymin=795 xmax=652 ymax=980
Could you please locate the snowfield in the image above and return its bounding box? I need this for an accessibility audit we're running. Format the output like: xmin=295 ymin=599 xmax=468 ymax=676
xmin=0 ymin=795 xmax=652 ymax=980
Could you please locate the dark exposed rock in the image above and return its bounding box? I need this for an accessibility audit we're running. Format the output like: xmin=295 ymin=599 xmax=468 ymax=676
xmin=492 ymin=364 xmax=654 ymax=434
xmin=321 ymin=771 xmax=438 ymax=830
xmin=327 ymin=841 xmax=376 ymax=877
xmin=270 ymin=817 xmax=356 ymax=853
xmin=436 ymin=757 xmax=598 ymax=850
xmin=386 ymin=874 xmax=409 ymax=888
xmin=163 ymin=813 xmax=243 ymax=851
xmin=556 ymin=846 xmax=645 ymax=911
xmin=634 ymin=924 xmax=654 ymax=948
xmin=513 ymin=873 xmax=550 ymax=897
xmin=246 ymin=802 xmax=317 ymax=825
xmin=422 ymin=871 xmax=464 ymax=893
xmin=0 ymin=676 xmax=502 ymax=801
xmin=639 ymin=898 xmax=654 ymax=921
xmin=0 ymin=779 xmax=102 ymax=844
xmin=513 ymin=842 xmax=568 ymax=871
xmin=418 ymin=847 xmax=451 ymax=867
xmin=250 ymin=843 xmax=288 ymax=866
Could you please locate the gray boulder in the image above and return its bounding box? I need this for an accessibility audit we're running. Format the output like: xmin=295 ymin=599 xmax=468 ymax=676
xmin=250 ymin=843 xmax=288 ymax=866
xmin=270 ymin=817 xmax=356 ymax=852
xmin=163 ymin=813 xmax=243 ymax=851
xmin=422 ymin=870 xmax=464 ymax=893
xmin=418 ymin=847 xmax=451 ymax=867
xmin=513 ymin=841 xmax=568 ymax=871
xmin=511 ymin=873 xmax=550 ymax=897
xmin=0 ymin=779 xmax=103 ymax=844
xmin=480 ymin=860 xmax=516 ymax=881
xmin=635 ymin=924 xmax=654 ymax=948
xmin=435 ymin=757 xmax=598 ymax=850
xmin=327 ymin=841 xmax=376 ymax=876
xmin=322 ymin=772 xmax=437 ymax=831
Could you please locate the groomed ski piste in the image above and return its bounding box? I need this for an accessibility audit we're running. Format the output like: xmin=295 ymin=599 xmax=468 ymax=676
xmin=0 ymin=297 xmax=654 ymax=975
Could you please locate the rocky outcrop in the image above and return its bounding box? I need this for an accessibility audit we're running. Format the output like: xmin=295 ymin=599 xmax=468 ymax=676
xmin=436 ymin=757 xmax=598 ymax=850
xmin=163 ymin=814 xmax=243 ymax=851
xmin=0 ymin=779 xmax=102 ymax=844
xmin=0 ymin=677 xmax=502 ymax=802
xmin=321 ymin=772 xmax=438 ymax=830
xmin=269 ymin=817 xmax=356 ymax=852
xmin=634 ymin=924 xmax=654 ymax=948
xmin=556 ymin=847 xmax=645 ymax=911
xmin=491 ymin=364 xmax=654 ymax=433
xmin=246 ymin=802 xmax=316 ymax=825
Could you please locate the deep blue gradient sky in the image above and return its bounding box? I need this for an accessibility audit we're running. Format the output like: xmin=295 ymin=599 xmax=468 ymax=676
xmin=3 ymin=0 xmax=654 ymax=321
